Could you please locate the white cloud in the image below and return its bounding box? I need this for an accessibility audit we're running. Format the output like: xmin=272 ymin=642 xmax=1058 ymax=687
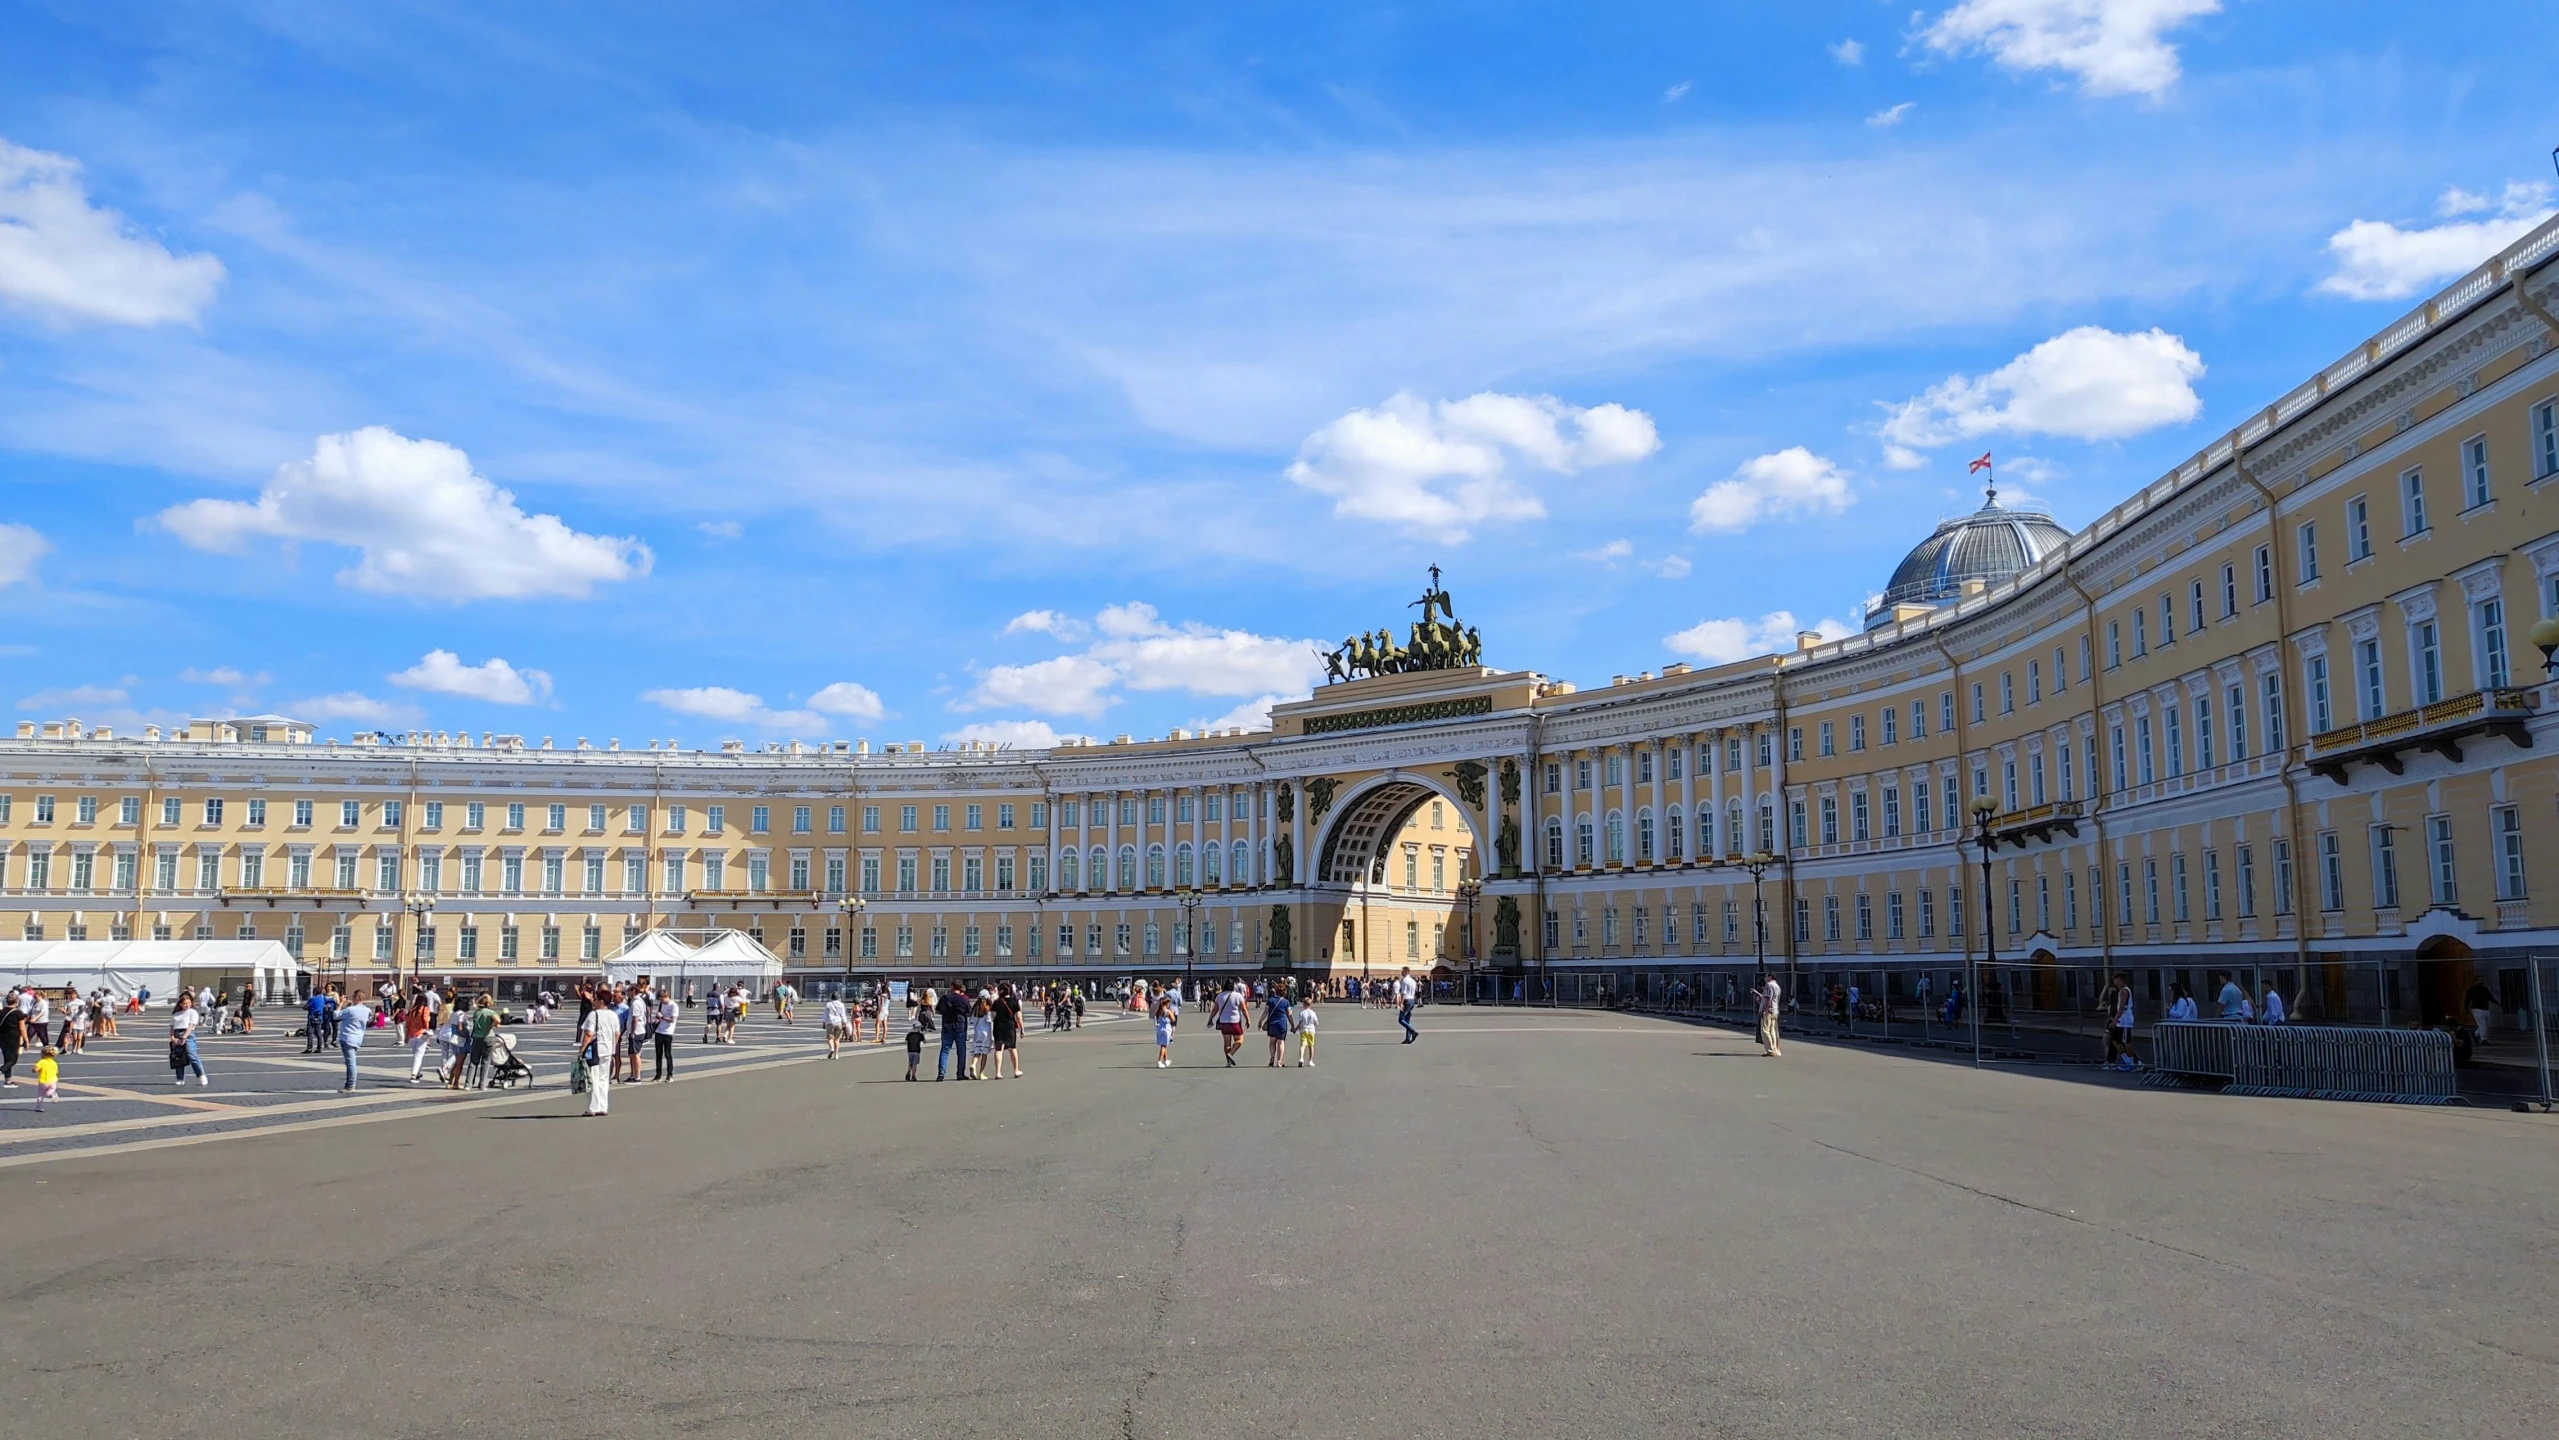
xmin=1003 ymin=609 xmax=1088 ymax=641
xmin=1663 ymin=611 xmax=1853 ymax=665
xmin=286 ymin=692 xmax=423 ymax=726
xmin=694 ymin=519 xmax=743 ymax=540
xmin=16 ymin=683 xmax=130 ymax=712
xmin=0 ymin=139 xmax=226 ymax=327
xmin=155 ymin=426 xmax=651 ymax=600
xmin=944 ymin=719 xmax=1080 ymax=749
xmin=807 ymin=681 xmax=886 ymax=721
xmin=1664 ymin=81 xmax=1693 ymax=102
xmin=640 ymin=685 xmax=825 ymax=732
xmin=0 ymin=522 xmax=49 ymax=586
xmin=1830 ymin=38 xmax=1866 ymax=65
xmin=1573 ymin=539 xmax=1690 ymax=579
xmin=2317 ymin=183 xmax=2556 ymax=302
xmin=1881 ymin=326 xmax=2203 ymax=449
xmin=180 ymin=666 xmax=260 ymax=685
xmin=1285 ymin=391 xmax=1660 ymax=542
xmin=1920 ymin=0 xmax=2220 ymax=100
xmin=1197 ymin=695 xmax=1289 ymax=733
xmin=1688 ymin=447 xmax=1855 ymax=533
xmin=1867 ymin=102 xmax=1916 ymax=128
xmin=388 ymin=649 xmax=554 ymax=706
xmin=967 ymin=604 xmax=1326 ymax=718
xmin=965 ymin=655 xmax=1122 ymax=718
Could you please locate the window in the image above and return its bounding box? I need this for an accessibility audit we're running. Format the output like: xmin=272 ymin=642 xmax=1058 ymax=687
xmin=2132 ymin=610 xmax=2147 ymax=657
xmin=966 ymin=803 xmax=983 ymax=830
xmin=2160 ymin=595 xmax=2175 ymax=644
xmin=2495 ymin=805 xmax=2526 ymax=900
xmin=2064 ymin=869 xmax=2079 ymax=930
xmin=2118 ymin=863 xmax=2134 ymax=928
xmin=2007 ymin=880 xmax=2021 ymax=936
xmin=2464 ymin=435 xmax=2492 ymax=508
xmin=2254 ymin=544 xmax=2275 ymax=603
xmin=863 ymin=805 xmax=881 ymax=833
xmin=1823 ymin=895 xmax=1841 ymax=942
xmin=1940 ymin=691 xmax=1955 ymax=733
xmin=2305 ymin=654 xmax=2332 ymax=734
xmin=1818 ymin=721 xmax=1835 ymax=757
xmin=1882 ymin=786 xmax=1900 ymax=838
xmin=505 ymin=801 xmax=525 ymax=831
xmin=2536 ymin=398 xmax=2559 ymax=478
xmin=1856 ymin=894 xmax=1873 ymax=942
xmin=1912 ymin=700 xmax=1928 ymax=739
xmin=2196 ymin=693 xmax=2214 ymax=769
xmin=1790 ymin=800 xmax=1808 ymax=850
xmin=1788 ymin=728 xmax=1803 ymax=762
xmin=2476 ymin=597 xmax=2510 ymax=689
xmin=2427 ymin=814 xmax=2458 ymax=906
xmin=1970 ymin=683 xmax=1985 ymax=724
xmin=932 ymin=804 xmax=950 ymax=831
xmin=203 ymin=798 xmax=224 ymax=826
xmin=1881 ymin=707 xmax=1897 ymax=745
xmin=2348 ymin=496 xmax=2372 ymax=560
xmin=1576 ymin=818 xmax=1594 ymax=866
xmin=2356 ymin=639 xmax=2386 ymax=720
xmin=2135 ymin=715 xmax=2155 ymax=785
xmin=2172 ymin=854 xmax=2190 ymax=922
xmin=2401 ymin=467 xmax=2428 ymax=536
xmin=2373 ymin=825 xmax=2401 ymax=909
xmin=829 ymin=805 xmax=848 ymax=833
xmin=2317 ymin=832 xmax=2343 ymax=910
xmin=2144 ymin=859 xmax=2161 ymax=924
xmin=2189 ymin=580 xmax=2205 ymax=634
xmin=2165 ymin=707 xmax=2183 ymax=777
xmin=2266 ymin=670 xmax=2289 ymax=751
xmin=1850 ymin=792 xmax=1868 ymax=842
xmin=2227 ymin=684 xmax=2248 ymax=762
xmin=1849 ymin=715 xmax=1866 ymax=751
xmin=1887 ymin=891 xmax=1905 ymax=940
xmin=900 ymin=804 xmax=917 ymax=831
xmin=2110 ymin=725 xmax=2128 ymax=791
xmin=2412 ymin=621 xmax=2443 ymax=704
xmin=2298 ymin=523 xmax=2319 ymax=582
xmin=2027 ymin=660 xmax=2041 ymax=705
xmin=2237 ymin=844 xmax=2256 ymax=916
xmin=2108 ymin=621 xmax=2122 ymax=668
xmin=1913 ymin=779 xmax=1931 ymax=834
xmin=1918 ymin=887 xmax=1935 ymax=938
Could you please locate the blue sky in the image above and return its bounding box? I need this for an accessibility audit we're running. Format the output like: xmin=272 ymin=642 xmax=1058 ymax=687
xmin=0 ymin=1 xmax=2551 ymax=747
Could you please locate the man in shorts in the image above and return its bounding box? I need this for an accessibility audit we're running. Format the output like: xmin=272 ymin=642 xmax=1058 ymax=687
xmin=823 ymin=993 xmax=851 ymax=1058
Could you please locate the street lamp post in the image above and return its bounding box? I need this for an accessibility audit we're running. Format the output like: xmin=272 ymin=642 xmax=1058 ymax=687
xmin=837 ymin=894 xmax=866 ymax=1000
xmin=1969 ymin=795 xmax=2000 ymax=1069
xmin=1174 ymin=886 xmax=1202 ymax=1000
xmin=404 ymin=892 xmax=437 ymax=995
xmin=1453 ymin=879 xmax=1481 ymax=1003
xmin=1722 ymin=851 xmax=1781 ymax=1006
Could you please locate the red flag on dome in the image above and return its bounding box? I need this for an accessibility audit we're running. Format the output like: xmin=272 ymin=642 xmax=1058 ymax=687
xmin=1968 ymin=452 xmax=1993 ymax=474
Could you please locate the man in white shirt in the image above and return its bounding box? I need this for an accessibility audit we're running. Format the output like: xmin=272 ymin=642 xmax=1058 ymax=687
xmin=579 ymin=1001 xmax=621 ymax=1116
xmin=1395 ymin=968 xmax=1419 ymax=1044
xmin=824 ymin=995 xmax=851 ymax=1058
xmin=1756 ymin=974 xmax=1784 ymax=1058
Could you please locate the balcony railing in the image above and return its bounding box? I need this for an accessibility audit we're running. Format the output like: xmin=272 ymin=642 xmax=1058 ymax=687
xmin=2306 ymin=687 xmax=2534 ymax=783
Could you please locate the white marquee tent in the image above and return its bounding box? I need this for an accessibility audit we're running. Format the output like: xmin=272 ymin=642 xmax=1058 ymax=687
xmin=0 ymin=940 xmax=303 ymax=1004
xmin=599 ymin=929 xmax=783 ymax=990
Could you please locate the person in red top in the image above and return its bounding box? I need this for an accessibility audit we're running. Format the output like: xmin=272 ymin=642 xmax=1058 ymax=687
xmin=403 ymin=991 xmax=438 ymax=1083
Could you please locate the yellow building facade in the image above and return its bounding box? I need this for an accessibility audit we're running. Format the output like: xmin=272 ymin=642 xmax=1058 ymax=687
xmin=6 ymin=218 xmax=2559 ymax=1022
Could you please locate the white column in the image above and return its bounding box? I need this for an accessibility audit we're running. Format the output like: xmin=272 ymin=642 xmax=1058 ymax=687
xmin=1045 ymin=791 xmax=1060 ymax=893
xmin=1677 ymin=733 xmax=1695 ymax=863
xmin=1247 ymin=782 xmax=1262 ymax=886
xmin=1648 ymin=738 xmax=1666 ymax=865
xmin=1706 ymin=729 xmax=1724 ymax=859
xmin=1739 ymin=726 xmax=1757 ymax=852
xmin=1290 ymin=781 xmax=1307 ymax=886
xmin=1104 ymin=790 xmax=1118 ymax=892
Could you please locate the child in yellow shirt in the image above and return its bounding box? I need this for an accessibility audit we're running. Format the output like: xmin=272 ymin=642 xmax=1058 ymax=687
xmin=33 ymin=1045 xmax=60 ymax=1109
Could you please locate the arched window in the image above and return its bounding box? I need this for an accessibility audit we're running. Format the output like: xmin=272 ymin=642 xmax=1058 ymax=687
xmin=1666 ymin=806 xmax=1684 ymax=861
xmin=1605 ymin=810 xmax=1626 ymax=865
xmin=1756 ymin=798 xmax=1775 ymax=852
xmin=1201 ymin=842 xmax=1221 ymax=886
xmin=1231 ymin=840 xmax=1250 ymax=885
xmin=1575 ymin=817 xmax=1595 ymax=867
xmin=1636 ymin=806 xmax=1655 ymax=862
xmin=1545 ymin=819 xmax=1564 ymax=870
xmin=1058 ymin=850 xmax=1079 ymax=890
xmin=1118 ymin=845 xmax=1138 ymax=890
xmin=1147 ymin=844 xmax=1167 ymax=889
xmin=1088 ymin=846 xmax=1106 ymax=891
xmin=1726 ymin=800 xmax=1743 ymax=857
xmin=1696 ymin=803 xmax=1716 ymax=858
xmin=1175 ymin=842 xmax=1194 ymax=887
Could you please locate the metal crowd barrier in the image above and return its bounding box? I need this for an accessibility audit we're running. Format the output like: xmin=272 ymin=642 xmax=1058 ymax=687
xmin=2150 ymin=1021 xmax=2456 ymax=1103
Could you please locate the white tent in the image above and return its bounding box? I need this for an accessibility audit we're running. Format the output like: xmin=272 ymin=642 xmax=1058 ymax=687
xmin=0 ymin=939 xmax=303 ymax=1005
xmin=600 ymin=929 xmax=783 ymax=991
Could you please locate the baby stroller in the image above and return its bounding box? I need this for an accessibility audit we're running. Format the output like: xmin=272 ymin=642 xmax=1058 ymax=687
xmin=483 ymin=1028 xmax=535 ymax=1089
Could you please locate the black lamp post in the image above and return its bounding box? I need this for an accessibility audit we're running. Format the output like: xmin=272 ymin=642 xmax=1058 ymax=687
xmin=837 ymin=894 xmax=865 ymax=999
xmin=404 ymin=892 xmax=436 ymax=995
xmin=1726 ymin=850 xmax=1780 ymax=1000
xmin=1969 ymin=795 xmax=2000 ymax=1068
xmin=2530 ymin=616 xmax=2559 ymax=678
xmin=1175 ymin=885 xmax=1202 ymax=1000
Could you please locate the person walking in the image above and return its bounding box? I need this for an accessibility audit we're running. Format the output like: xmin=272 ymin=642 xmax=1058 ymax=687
xmin=904 ymin=1005 xmax=927 ymax=1080
xmin=1212 ymin=981 xmax=1248 ymax=1067
xmin=403 ymin=992 xmax=436 ymax=1083
xmin=1755 ymin=972 xmax=1784 ymax=1058
xmin=991 ymin=983 xmax=1024 ymax=1078
xmin=966 ymin=995 xmax=995 ymax=1079
xmin=28 ymin=989 xmax=51 ymax=1050
xmin=1262 ymin=984 xmax=1294 ymax=1066
xmin=824 ymin=993 xmax=850 ymax=1058
xmin=652 ymin=989 xmax=679 ymax=1081
xmin=935 ymin=982 xmax=970 ymax=1080
xmin=1395 ymin=967 xmax=1419 ymax=1044
xmin=1152 ymin=986 xmax=1179 ymax=1068
xmin=170 ymin=995 xmax=209 ymax=1086
xmin=578 ymin=995 xmax=620 ymax=1116
xmin=1293 ymin=991 xmax=1319 ymax=1067
xmin=32 ymin=1045 xmax=60 ymax=1110
xmin=2104 ymin=973 xmax=2137 ymax=1071
xmin=2258 ymin=980 xmax=2287 ymax=1027
xmin=0 ymin=991 xmax=24 ymax=1088
xmin=335 ymin=989 xmax=374 ymax=1091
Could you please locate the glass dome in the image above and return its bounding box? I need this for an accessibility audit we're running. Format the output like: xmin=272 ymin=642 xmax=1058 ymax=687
xmin=1865 ymin=489 xmax=2072 ymax=629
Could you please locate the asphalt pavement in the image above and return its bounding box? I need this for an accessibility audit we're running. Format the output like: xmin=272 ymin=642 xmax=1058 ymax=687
xmin=0 ymin=1003 xmax=2551 ymax=1438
